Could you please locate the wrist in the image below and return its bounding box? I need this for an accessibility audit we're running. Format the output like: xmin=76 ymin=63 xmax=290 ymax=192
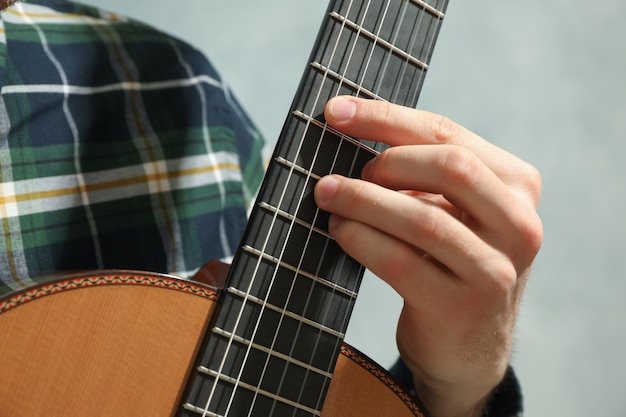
xmin=413 ymin=376 xmax=491 ymax=417
xmin=411 ymin=363 xmax=508 ymax=417
xmin=389 ymin=358 xmax=522 ymax=417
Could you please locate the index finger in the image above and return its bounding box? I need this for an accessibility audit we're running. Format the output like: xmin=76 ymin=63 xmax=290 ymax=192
xmin=324 ymin=96 xmax=541 ymax=205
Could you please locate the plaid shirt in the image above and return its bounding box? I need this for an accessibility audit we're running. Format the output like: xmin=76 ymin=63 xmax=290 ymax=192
xmin=0 ymin=0 xmax=265 ymax=296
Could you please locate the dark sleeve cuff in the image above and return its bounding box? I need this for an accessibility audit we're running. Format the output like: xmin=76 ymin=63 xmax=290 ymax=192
xmin=389 ymin=359 xmax=523 ymax=417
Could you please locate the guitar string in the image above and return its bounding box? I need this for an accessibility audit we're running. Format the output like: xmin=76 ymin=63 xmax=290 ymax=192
xmin=293 ymin=1 xmax=438 ymax=413
xmin=205 ymin=2 xmax=361 ymax=416
xmin=385 ymin=0 xmax=418 ymax=106
xmin=239 ymin=1 xmax=367 ymax=415
xmin=407 ymin=0 xmax=447 ymax=107
xmin=293 ymin=0 xmax=397 ymax=413
xmin=274 ymin=1 xmax=389 ymax=414
xmin=223 ymin=0 xmax=428 ymax=412
xmin=193 ymin=1 xmax=446 ymax=416
xmin=376 ymin=0 xmax=403 ymax=102
xmin=276 ymin=2 xmax=449 ymax=414
xmin=286 ymin=0 xmax=449 ymax=414
xmin=260 ymin=0 xmax=440 ymax=414
xmin=241 ymin=0 xmax=442 ymax=415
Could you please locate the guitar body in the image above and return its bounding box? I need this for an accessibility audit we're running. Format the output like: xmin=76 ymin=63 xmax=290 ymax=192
xmin=0 ymin=272 xmax=423 ymax=417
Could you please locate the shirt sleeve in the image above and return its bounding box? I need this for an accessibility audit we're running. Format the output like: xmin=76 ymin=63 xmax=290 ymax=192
xmin=389 ymin=359 xmax=523 ymax=417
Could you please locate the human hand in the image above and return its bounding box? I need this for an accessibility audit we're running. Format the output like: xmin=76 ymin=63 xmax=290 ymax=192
xmin=314 ymin=96 xmax=543 ymax=417
xmin=192 ymin=259 xmax=231 ymax=289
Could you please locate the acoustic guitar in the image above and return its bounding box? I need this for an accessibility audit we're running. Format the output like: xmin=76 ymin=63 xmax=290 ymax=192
xmin=0 ymin=0 xmax=449 ymax=415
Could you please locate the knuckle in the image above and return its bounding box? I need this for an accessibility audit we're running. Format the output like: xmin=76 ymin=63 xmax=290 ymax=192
xmin=332 ymin=219 xmax=358 ymax=249
xmin=346 ymin=179 xmax=369 ymax=209
xmin=473 ymin=257 xmax=520 ymax=306
xmin=519 ymin=211 xmax=544 ymax=257
xmin=380 ymin=249 xmax=415 ymax=283
xmin=420 ymin=208 xmax=445 ymax=240
xmin=379 ymin=101 xmax=402 ymax=130
xmin=411 ymin=203 xmax=454 ymax=247
xmin=438 ymin=146 xmax=482 ymax=188
xmin=506 ymin=200 xmax=544 ymax=261
xmin=428 ymin=113 xmax=462 ymax=144
xmin=519 ymin=162 xmax=543 ymax=205
xmin=524 ymin=162 xmax=542 ymax=189
xmin=489 ymin=259 xmax=519 ymax=292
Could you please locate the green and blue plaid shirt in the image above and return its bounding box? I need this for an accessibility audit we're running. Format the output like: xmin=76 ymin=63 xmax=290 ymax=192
xmin=0 ymin=0 xmax=265 ymax=296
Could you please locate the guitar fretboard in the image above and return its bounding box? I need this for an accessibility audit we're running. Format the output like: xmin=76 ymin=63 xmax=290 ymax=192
xmin=180 ymin=1 xmax=448 ymax=416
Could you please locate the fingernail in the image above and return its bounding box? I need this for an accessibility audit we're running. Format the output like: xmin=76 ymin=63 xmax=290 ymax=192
xmin=315 ymin=175 xmax=341 ymax=204
xmin=328 ymin=97 xmax=357 ymax=122
xmin=361 ymin=159 xmax=374 ymax=181
xmin=328 ymin=214 xmax=345 ymax=231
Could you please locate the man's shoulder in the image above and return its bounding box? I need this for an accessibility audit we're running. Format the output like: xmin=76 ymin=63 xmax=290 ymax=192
xmin=5 ymin=0 xmax=221 ymax=83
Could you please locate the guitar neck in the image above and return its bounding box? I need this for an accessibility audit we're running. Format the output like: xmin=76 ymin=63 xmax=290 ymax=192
xmin=180 ymin=1 xmax=449 ymax=416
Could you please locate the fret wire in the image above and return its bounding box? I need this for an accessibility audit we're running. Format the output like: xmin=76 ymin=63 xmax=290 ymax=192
xmin=242 ymin=245 xmax=358 ymax=299
xmin=336 ymin=0 xmax=377 ymax=100
xmin=259 ymin=204 xmax=346 ymax=414
xmin=258 ymin=200 xmax=332 ymax=240
xmin=279 ymin=2 xmax=441 ymax=409
xmin=405 ymin=21 xmax=426 ymax=105
xmin=272 ymin=4 xmax=373 ymax=413
xmin=291 ymin=0 xmax=447 ymax=411
xmin=196 ymin=367 xmax=322 ymax=416
xmin=212 ymin=325 xmax=339 ymax=375
xmin=241 ymin=227 xmax=337 ymax=407
xmin=298 ymin=3 xmax=391 ymax=402
xmin=274 ymin=2 xmax=387 ymax=410
xmin=198 ymin=198 xmax=294 ymax=415
xmin=410 ymin=0 xmax=445 ymax=19
xmin=224 ymin=289 xmax=345 ymax=340
xmin=282 ymin=2 xmax=399 ymax=407
xmin=329 ymin=11 xmax=429 ymax=71
xmin=229 ymin=177 xmax=319 ymax=416
xmin=240 ymin=226 xmax=357 ymax=411
xmin=292 ymin=110 xmax=381 ymax=156
xmin=364 ymin=2 xmax=409 ymax=112
xmin=213 ymin=28 xmax=342 ymax=411
xmin=386 ymin=0 xmax=419 ymax=104
xmin=236 ymin=6 xmax=369 ymax=411
xmin=310 ymin=60 xmax=382 ymax=100
xmin=182 ymin=403 xmax=221 ymax=417
xmin=363 ymin=1 xmax=408 ymax=106
xmin=408 ymin=1 xmax=447 ymax=106
xmin=299 ymin=0 xmax=447 ymax=405
xmin=279 ymin=5 xmax=383 ymax=412
xmin=273 ymin=156 xmax=322 ymax=182
xmin=237 ymin=3 xmax=372 ymax=412
xmin=217 ymin=72 xmax=340 ymax=415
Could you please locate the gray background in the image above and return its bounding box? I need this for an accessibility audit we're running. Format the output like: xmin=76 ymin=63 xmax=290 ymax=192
xmin=78 ymin=1 xmax=626 ymax=415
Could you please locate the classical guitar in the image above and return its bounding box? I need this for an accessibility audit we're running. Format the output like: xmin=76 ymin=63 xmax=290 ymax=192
xmin=0 ymin=0 xmax=449 ymax=416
